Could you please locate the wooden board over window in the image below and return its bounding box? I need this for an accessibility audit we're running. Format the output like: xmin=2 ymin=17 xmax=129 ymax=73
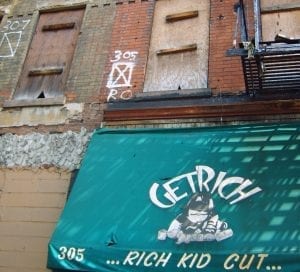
xmin=261 ymin=0 xmax=300 ymax=41
xmin=13 ymin=8 xmax=84 ymax=101
xmin=262 ymin=10 xmax=300 ymax=41
xmin=261 ymin=0 xmax=300 ymax=10
xmin=144 ymin=0 xmax=210 ymax=92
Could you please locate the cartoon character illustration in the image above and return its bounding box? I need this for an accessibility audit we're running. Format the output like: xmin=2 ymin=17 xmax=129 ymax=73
xmin=157 ymin=192 xmax=233 ymax=244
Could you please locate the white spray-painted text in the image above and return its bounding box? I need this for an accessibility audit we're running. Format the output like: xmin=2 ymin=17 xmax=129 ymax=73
xmin=106 ymin=50 xmax=138 ymax=102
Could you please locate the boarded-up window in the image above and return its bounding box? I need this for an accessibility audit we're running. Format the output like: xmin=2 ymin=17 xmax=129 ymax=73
xmin=13 ymin=8 xmax=84 ymax=101
xmin=144 ymin=0 xmax=210 ymax=92
xmin=261 ymin=0 xmax=300 ymax=41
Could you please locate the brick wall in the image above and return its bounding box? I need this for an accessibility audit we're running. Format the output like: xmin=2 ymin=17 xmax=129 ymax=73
xmin=0 ymin=0 xmax=260 ymax=134
xmin=209 ymin=0 xmax=246 ymax=94
xmin=66 ymin=3 xmax=116 ymax=104
xmin=97 ymin=0 xmax=253 ymax=98
xmin=0 ymin=13 xmax=38 ymax=104
xmin=7 ymin=0 xmax=36 ymax=15
xmin=100 ymin=0 xmax=155 ymax=103
xmin=5 ymin=0 xmax=122 ymax=107
xmin=0 ymin=1 xmax=113 ymax=134
xmin=0 ymin=168 xmax=71 ymax=272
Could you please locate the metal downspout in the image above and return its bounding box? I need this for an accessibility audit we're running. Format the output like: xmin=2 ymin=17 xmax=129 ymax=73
xmin=253 ymin=0 xmax=262 ymax=51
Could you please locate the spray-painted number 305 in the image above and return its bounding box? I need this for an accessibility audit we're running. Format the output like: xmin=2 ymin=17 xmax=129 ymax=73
xmin=111 ymin=50 xmax=138 ymax=62
xmin=58 ymin=246 xmax=85 ymax=261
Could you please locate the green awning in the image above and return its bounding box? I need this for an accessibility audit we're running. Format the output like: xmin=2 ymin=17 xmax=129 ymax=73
xmin=48 ymin=123 xmax=300 ymax=272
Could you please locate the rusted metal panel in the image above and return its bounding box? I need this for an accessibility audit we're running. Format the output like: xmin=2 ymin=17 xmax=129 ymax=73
xmin=13 ymin=8 xmax=84 ymax=100
xmin=103 ymin=99 xmax=300 ymax=121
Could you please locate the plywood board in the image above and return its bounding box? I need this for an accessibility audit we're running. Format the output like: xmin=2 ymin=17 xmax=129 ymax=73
xmin=262 ymin=10 xmax=300 ymax=41
xmin=13 ymin=8 xmax=84 ymax=100
xmin=144 ymin=0 xmax=209 ymax=92
xmin=261 ymin=0 xmax=300 ymax=10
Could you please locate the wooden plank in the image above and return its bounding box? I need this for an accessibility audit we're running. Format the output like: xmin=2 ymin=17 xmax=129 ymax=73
xmin=166 ymin=10 xmax=198 ymax=23
xmin=28 ymin=67 xmax=64 ymax=76
xmin=261 ymin=10 xmax=300 ymax=41
xmin=13 ymin=9 xmax=84 ymax=100
xmin=156 ymin=43 xmax=197 ymax=56
xmin=42 ymin=22 xmax=75 ymax=31
xmin=144 ymin=0 xmax=209 ymax=92
xmin=261 ymin=3 xmax=300 ymax=14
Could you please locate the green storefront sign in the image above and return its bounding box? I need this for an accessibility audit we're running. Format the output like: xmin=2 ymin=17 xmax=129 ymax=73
xmin=48 ymin=123 xmax=300 ymax=271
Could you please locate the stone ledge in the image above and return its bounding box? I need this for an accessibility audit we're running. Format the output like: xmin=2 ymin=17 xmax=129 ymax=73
xmin=3 ymin=97 xmax=65 ymax=108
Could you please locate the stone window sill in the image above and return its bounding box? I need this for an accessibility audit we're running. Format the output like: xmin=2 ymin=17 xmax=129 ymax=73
xmin=3 ymin=96 xmax=65 ymax=108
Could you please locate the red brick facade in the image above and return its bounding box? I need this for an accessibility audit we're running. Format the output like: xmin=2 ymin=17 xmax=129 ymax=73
xmin=100 ymin=0 xmax=154 ymax=103
xmin=209 ymin=0 xmax=256 ymax=94
xmin=209 ymin=0 xmax=244 ymax=93
xmin=0 ymin=0 xmax=299 ymax=135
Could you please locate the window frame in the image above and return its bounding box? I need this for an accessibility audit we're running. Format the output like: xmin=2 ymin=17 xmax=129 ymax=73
xmin=3 ymin=6 xmax=85 ymax=108
xmin=143 ymin=0 xmax=211 ymax=94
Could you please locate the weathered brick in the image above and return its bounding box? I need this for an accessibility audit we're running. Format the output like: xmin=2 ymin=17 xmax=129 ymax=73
xmin=209 ymin=0 xmax=246 ymax=93
xmin=100 ymin=0 xmax=155 ymax=102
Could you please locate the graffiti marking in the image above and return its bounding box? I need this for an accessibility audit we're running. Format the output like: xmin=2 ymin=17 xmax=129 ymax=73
xmin=111 ymin=50 xmax=138 ymax=62
xmin=0 ymin=19 xmax=31 ymax=58
xmin=0 ymin=31 xmax=22 ymax=57
xmin=107 ymin=62 xmax=134 ymax=88
xmin=106 ymin=50 xmax=139 ymax=102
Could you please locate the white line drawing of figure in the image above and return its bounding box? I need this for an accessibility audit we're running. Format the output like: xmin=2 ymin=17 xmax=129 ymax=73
xmin=158 ymin=192 xmax=233 ymax=244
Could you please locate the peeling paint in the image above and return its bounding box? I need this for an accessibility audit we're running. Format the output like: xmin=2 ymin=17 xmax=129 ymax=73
xmin=0 ymin=103 xmax=84 ymax=127
xmin=0 ymin=128 xmax=91 ymax=170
